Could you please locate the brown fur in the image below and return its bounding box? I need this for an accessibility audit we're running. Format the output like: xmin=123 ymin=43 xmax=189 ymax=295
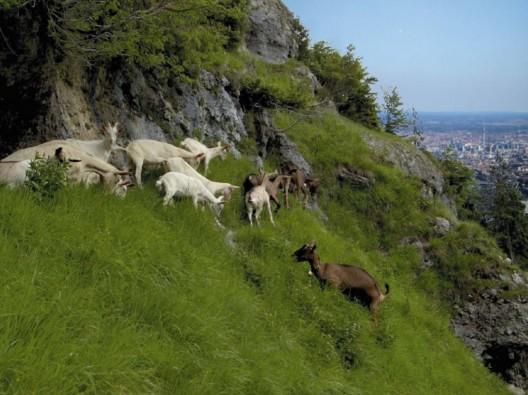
xmin=281 ymin=163 xmax=311 ymax=207
xmin=293 ymin=242 xmax=389 ymax=324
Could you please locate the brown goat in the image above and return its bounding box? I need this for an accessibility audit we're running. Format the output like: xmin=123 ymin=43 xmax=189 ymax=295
xmin=281 ymin=163 xmax=311 ymax=207
xmin=292 ymin=242 xmax=389 ymax=324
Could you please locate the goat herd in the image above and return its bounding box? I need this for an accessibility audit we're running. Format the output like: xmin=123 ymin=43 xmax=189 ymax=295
xmin=0 ymin=122 xmax=318 ymax=223
xmin=0 ymin=122 xmax=388 ymax=322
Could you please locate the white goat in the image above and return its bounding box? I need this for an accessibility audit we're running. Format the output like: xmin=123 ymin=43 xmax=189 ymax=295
xmin=0 ymin=160 xmax=31 ymax=188
xmin=180 ymin=137 xmax=230 ymax=175
xmin=245 ymin=173 xmax=275 ymax=226
xmin=67 ymin=122 xmax=122 ymax=185
xmin=155 ymin=172 xmax=225 ymax=215
xmin=2 ymin=143 xmax=131 ymax=196
xmin=163 ymin=157 xmax=239 ymax=200
xmin=67 ymin=122 xmax=121 ymax=162
xmin=123 ymin=139 xmax=204 ymax=187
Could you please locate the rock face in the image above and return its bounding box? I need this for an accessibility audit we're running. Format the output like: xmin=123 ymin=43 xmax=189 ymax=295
xmin=336 ymin=164 xmax=375 ymax=189
xmin=253 ymin=110 xmax=312 ymax=175
xmin=362 ymin=134 xmax=445 ymax=199
xmin=453 ymin=273 xmax=528 ymax=391
xmin=245 ymin=0 xmax=299 ymax=63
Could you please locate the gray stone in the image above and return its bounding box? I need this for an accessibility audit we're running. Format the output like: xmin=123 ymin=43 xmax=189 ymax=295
xmin=362 ymin=133 xmax=446 ymax=201
xmin=453 ymin=293 xmax=528 ymax=390
xmin=433 ymin=217 xmax=452 ymax=237
xmin=245 ymin=0 xmax=299 ymax=63
xmin=253 ymin=110 xmax=312 ymax=175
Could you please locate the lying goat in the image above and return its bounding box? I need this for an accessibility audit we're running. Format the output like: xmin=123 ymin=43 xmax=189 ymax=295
xmin=180 ymin=137 xmax=230 ymax=175
xmin=163 ymin=157 xmax=239 ymax=200
xmin=2 ymin=143 xmax=131 ymax=196
xmin=243 ymin=172 xmax=291 ymax=211
xmin=0 ymin=159 xmax=32 ymax=188
xmin=156 ymin=171 xmax=225 ymax=216
xmin=245 ymin=172 xmax=275 ymax=226
xmin=293 ymin=242 xmax=389 ymax=324
xmin=123 ymin=139 xmax=203 ymax=187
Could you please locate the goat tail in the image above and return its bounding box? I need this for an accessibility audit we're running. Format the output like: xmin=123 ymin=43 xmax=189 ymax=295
xmin=155 ymin=179 xmax=163 ymax=192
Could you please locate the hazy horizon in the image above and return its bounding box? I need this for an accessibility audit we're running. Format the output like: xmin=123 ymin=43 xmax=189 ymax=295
xmin=283 ymin=0 xmax=528 ymax=113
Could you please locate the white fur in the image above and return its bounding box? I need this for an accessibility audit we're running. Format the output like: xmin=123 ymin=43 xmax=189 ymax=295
xmin=124 ymin=139 xmax=203 ymax=187
xmin=245 ymin=178 xmax=275 ymax=226
xmin=67 ymin=122 xmax=120 ymax=162
xmin=155 ymin=172 xmax=224 ymax=215
xmin=180 ymin=137 xmax=229 ymax=175
xmin=2 ymin=142 xmax=130 ymax=196
xmin=163 ymin=157 xmax=239 ymax=200
xmin=0 ymin=160 xmax=31 ymax=188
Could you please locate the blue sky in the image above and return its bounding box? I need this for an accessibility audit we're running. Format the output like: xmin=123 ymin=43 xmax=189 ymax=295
xmin=282 ymin=0 xmax=528 ymax=112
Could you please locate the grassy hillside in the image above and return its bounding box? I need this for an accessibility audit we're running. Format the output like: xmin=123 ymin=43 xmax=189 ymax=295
xmin=0 ymin=111 xmax=509 ymax=394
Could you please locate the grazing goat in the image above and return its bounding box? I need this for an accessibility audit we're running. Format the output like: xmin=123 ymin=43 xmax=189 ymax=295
xmin=155 ymin=171 xmax=225 ymax=216
xmin=2 ymin=143 xmax=131 ymax=196
xmin=180 ymin=137 xmax=230 ymax=175
xmin=163 ymin=157 xmax=239 ymax=200
xmin=281 ymin=164 xmax=320 ymax=207
xmin=67 ymin=122 xmax=121 ymax=162
xmin=292 ymin=242 xmax=389 ymax=324
xmin=245 ymin=172 xmax=275 ymax=226
xmin=243 ymin=172 xmax=291 ymax=211
xmin=123 ymin=139 xmax=204 ymax=187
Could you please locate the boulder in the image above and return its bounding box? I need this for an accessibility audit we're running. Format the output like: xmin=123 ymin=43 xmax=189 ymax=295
xmin=433 ymin=217 xmax=452 ymax=237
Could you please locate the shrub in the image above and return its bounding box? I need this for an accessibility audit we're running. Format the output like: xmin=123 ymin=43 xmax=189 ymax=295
xmin=24 ymin=155 xmax=70 ymax=201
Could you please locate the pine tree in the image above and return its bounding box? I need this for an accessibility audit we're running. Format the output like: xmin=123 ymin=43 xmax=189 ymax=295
xmin=409 ymin=107 xmax=424 ymax=147
xmin=382 ymin=87 xmax=407 ymax=134
xmin=488 ymin=159 xmax=528 ymax=266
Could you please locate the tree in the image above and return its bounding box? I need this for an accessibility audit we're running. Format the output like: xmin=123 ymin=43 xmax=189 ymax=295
xmin=440 ymin=147 xmax=479 ymax=220
xmin=1 ymin=0 xmax=248 ymax=78
xmin=408 ymin=107 xmax=424 ymax=147
xmin=304 ymin=42 xmax=379 ymax=129
xmin=292 ymin=16 xmax=309 ymax=61
xmin=382 ymin=87 xmax=407 ymax=134
xmin=487 ymin=158 xmax=528 ymax=266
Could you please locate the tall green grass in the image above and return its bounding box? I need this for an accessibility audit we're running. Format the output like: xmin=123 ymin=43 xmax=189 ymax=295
xmin=0 ymin=118 xmax=509 ymax=394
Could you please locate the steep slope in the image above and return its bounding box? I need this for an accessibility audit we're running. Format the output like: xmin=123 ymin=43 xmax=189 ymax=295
xmin=0 ymin=112 xmax=512 ymax=394
xmin=1 ymin=0 xmax=526 ymax=392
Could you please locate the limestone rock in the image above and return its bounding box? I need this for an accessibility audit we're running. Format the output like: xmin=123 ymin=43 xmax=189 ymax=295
xmin=245 ymin=0 xmax=299 ymax=63
xmin=433 ymin=217 xmax=452 ymax=237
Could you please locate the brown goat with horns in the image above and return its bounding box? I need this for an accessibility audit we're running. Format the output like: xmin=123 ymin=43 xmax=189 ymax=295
xmin=293 ymin=242 xmax=389 ymax=324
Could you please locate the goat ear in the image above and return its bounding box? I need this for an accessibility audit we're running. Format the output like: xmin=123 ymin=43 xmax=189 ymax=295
xmin=309 ymin=240 xmax=317 ymax=250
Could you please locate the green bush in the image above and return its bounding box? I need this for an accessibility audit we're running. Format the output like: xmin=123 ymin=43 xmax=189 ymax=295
xmin=24 ymin=155 xmax=70 ymax=201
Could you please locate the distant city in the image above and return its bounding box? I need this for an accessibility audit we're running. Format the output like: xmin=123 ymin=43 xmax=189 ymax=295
xmin=417 ymin=112 xmax=528 ymax=205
